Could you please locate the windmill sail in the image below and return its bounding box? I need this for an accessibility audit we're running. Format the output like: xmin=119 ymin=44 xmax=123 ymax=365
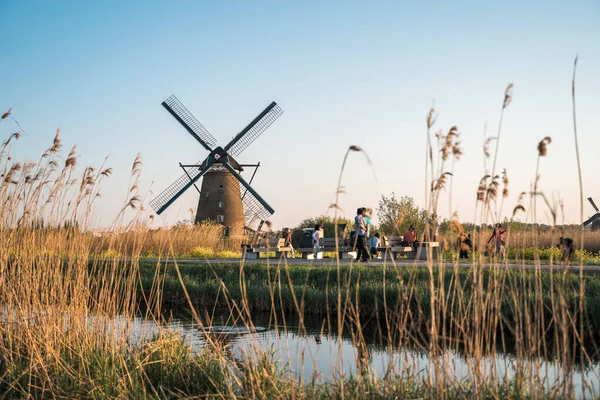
xmin=162 ymin=95 xmax=217 ymax=151
xmin=222 ymin=174 xmax=272 ymax=229
xmin=221 ymin=163 xmax=274 ymax=225
xmin=150 ymin=163 xmax=207 ymax=215
xmin=225 ymin=102 xmax=283 ymax=157
xmin=584 ymin=214 xmax=600 ymax=227
xmin=588 ymin=197 xmax=600 ymax=213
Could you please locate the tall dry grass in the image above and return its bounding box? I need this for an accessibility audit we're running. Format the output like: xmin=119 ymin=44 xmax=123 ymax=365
xmin=437 ymin=230 xmax=600 ymax=254
xmin=509 ymin=230 xmax=600 ymax=253
xmin=90 ymin=223 xmax=241 ymax=258
xmin=0 ymin=130 xmax=144 ymax=397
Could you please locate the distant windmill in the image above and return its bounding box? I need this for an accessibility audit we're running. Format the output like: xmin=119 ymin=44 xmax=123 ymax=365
xmin=584 ymin=197 xmax=600 ymax=230
xmin=150 ymin=95 xmax=283 ymax=235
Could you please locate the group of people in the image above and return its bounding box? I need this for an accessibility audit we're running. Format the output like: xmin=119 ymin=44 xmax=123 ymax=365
xmin=292 ymin=219 xmax=511 ymax=262
xmin=352 ymin=207 xmax=374 ymax=262
xmin=352 ymin=208 xmax=420 ymax=262
xmin=456 ymin=223 xmax=506 ymax=260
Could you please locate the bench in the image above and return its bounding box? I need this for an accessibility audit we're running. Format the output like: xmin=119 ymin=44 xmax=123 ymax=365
xmin=298 ymin=237 xmax=357 ymax=260
xmin=241 ymin=238 xmax=293 ymax=260
xmin=379 ymin=236 xmax=439 ymax=260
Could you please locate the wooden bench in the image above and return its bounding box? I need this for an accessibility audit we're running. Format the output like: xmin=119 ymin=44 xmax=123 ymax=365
xmin=379 ymin=236 xmax=440 ymax=260
xmin=298 ymin=237 xmax=357 ymax=260
xmin=377 ymin=236 xmax=413 ymax=260
xmin=241 ymin=238 xmax=293 ymax=260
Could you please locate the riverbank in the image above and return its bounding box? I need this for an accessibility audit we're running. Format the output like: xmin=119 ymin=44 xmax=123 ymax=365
xmin=136 ymin=260 xmax=600 ymax=337
xmin=135 ymin=256 xmax=600 ymax=270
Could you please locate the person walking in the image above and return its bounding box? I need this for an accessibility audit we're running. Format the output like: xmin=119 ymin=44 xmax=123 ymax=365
xmin=487 ymin=223 xmax=507 ymax=261
xmin=363 ymin=207 xmax=373 ymax=237
xmin=354 ymin=208 xmax=369 ymax=262
xmin=312 ymin=224 xmax=321 ymax=259
xmin=282 ymin=227 xmax=295 ymax=258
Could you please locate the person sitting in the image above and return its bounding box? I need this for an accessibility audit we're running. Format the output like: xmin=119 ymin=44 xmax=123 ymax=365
xmin=370 ymin=232 xmax=381 ymax=259
xmin=403 ymin=225 xmax=417 ymax=247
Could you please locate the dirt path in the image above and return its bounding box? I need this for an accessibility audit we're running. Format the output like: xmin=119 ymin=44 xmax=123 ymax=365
xmin=135 ymin=257 xmax=600 ymax=273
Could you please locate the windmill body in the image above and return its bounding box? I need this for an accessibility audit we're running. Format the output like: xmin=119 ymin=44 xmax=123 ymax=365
xmin=150 ymin=95 xmax=283 ymax=235
xmin=195 ymin=164 xmax=245 ymax=235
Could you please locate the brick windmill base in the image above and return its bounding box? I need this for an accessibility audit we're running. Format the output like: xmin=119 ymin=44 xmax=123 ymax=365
xmin=195 ymin=167 xmax=246 ymax=237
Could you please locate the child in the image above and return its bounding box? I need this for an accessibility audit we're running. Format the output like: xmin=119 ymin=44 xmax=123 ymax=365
xmin=370 ymin=233 xmax=381 ymax=259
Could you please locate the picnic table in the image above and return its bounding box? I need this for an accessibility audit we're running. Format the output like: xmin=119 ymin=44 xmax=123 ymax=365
xmin=298 ymin=237 xmax=356 ymax=260
xmin=378 ymin=236 xmax=439 ymax=260
xmin=241 ymin=238 xmax=293 ymax=260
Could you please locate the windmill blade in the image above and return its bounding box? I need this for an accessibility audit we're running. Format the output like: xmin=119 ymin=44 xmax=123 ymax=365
xmin=150 ymin=162 xmax=207 ymax=215
xmin=222 ymin=174 xmax=273 ymax=227
xmin=584 ymin=214 xmax=600 ymax=227
xmin=162 ymin=95 xmax=218 ymax=151
xmin=221 ymin=162 xmax=274 ymax=223
xmin=224 ymin=102 xmax=283 ymax=157
xmin=588 ymin=197 xmax=600 ymax=213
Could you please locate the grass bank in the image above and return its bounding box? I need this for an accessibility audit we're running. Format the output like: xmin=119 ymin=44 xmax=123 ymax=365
xmin=139 ymin=261 xmax=600 ymax=338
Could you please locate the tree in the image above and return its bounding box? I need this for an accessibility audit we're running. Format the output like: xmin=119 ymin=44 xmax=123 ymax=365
xmin=377 ymin=193 xmax=429 ymax=237
xmin=291 ymin=215 xmax=355 ymax=245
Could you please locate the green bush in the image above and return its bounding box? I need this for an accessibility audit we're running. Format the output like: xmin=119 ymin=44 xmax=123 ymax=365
xmin=291 ymin=215 xmax=355 ymax=245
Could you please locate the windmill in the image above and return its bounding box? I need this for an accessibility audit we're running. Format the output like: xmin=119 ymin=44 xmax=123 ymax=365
xmin=149 ymin=95 xmax=283 ymax=236
xmin=584 ymin=197 xmax=600 ymax=230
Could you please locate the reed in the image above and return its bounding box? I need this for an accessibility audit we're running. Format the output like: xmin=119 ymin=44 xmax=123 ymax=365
xmin=90 ymin=223 xmax=239 ymax=258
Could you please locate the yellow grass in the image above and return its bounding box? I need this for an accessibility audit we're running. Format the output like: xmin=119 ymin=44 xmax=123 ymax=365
xmin=90 ymin=223 xmax=242 ymax=258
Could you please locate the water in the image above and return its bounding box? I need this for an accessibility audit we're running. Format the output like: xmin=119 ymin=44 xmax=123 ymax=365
xmin=109 ymin=309 xmax=600 ymax=397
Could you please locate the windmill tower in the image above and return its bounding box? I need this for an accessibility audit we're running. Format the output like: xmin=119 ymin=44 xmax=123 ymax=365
xmin=584 ymin=197 xmax=600 ymax=230
xmin=150 ymin=95 xmax=283 ymax=236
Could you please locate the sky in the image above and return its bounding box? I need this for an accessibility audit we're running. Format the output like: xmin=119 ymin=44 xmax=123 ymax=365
xmin=1 ymin=0 xmax=599 ymax=229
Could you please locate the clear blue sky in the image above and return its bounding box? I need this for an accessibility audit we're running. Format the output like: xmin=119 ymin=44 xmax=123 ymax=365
xmin=1 ymin=0 xmax=599 ymax=229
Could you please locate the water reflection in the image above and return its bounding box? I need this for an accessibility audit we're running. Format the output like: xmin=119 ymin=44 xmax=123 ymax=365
xmin=111 ymin=309 xmax=600 ymax=397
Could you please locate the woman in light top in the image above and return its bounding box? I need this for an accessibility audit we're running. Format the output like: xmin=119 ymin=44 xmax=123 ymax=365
xmin=312 ymin=224 xmax=321 ymax=259
xmin=363 ymin=207 xmax=373 ymax=236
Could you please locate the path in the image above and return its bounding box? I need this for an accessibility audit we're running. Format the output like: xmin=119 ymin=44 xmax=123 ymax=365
xmin=135 ymin=258 xmax=600 ymax=274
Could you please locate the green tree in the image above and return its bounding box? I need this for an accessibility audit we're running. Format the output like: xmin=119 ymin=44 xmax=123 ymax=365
xmin=377 ymin=193 xmax=429 ymax=237
xmin=291 ymin=215 xmax=355 ymax=245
